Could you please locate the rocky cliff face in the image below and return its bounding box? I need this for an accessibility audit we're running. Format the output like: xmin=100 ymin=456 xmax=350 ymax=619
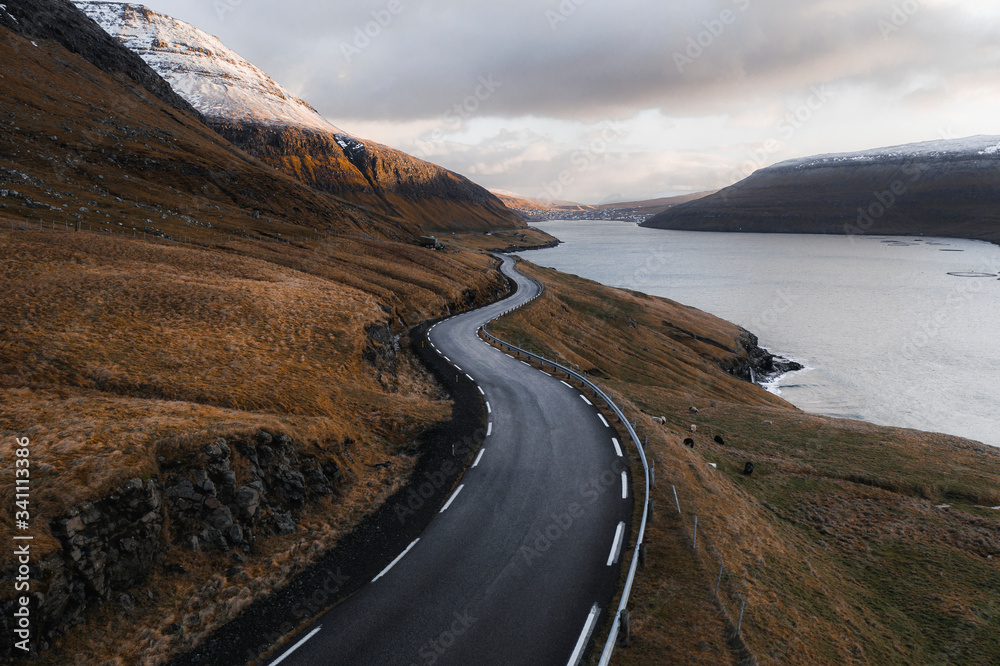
xmin=644 ymin=136 xmax=1000 ymax=244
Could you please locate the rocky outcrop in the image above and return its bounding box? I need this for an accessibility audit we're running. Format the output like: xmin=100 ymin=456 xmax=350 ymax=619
xmin=0 ymin=430 xmax=344 ymax=661
xmin=720 ymin=331 xmax=802 ymax=385
xmin=164 ymin=432 xmax=342 ymax=551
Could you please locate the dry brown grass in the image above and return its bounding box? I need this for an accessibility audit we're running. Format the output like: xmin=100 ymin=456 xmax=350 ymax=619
xmin=496 ymin=261 xmax=1000 ymax=665
xmin=0 ymin=227 xmax=508 ymax=664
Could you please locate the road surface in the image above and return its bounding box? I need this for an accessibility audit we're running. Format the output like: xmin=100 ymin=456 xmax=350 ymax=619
xmin=270 ymin=255 xmax=631 ymax=666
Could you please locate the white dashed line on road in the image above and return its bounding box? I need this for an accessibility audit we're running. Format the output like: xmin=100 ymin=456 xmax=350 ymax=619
xmin=478 ymin=386 xmax=484 ymax=395
xmin=269 ymin=626 xmax=322 ymax=666
xmin=580 ymin=395 xmax=592 ymax=406
xmin=611 ymin=438 xmax=622 ymax=457
xmin=486 ymin=401 xmax=492 ymax=414
xmin=621 ymin=471 xmax=628 ymax=499
xmin=560 ymin=380 xmax=572 ymax=388
xmin=472 ymin=449 xmax=485 ymax=468
xmin=567 ymin=604 xmax=600 ymax=666
xmin=372 ymin=539 xmax=420 ymax=582
xmin=487 ymin=422 xmax=493 ymax=436
xmin=440 ymin=485 xmax=465 ymax=513
xmin=597 ymin=414 xmax=609 ymax=427
xmin=607 ymin=522 xmax=625 ymax=566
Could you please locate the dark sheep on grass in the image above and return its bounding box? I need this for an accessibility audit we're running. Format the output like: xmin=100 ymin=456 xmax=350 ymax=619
xmin=714 ymin=435 xmax=725 ymax=445
xmin=743 ymin=462 xmax=755 ymax=476
xmin=684 ymin=438 xmax=695 ymax=448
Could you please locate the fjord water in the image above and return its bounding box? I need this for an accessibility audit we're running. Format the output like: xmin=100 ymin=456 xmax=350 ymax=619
xmin=523 ymin=220 xmax=1000 ymax=447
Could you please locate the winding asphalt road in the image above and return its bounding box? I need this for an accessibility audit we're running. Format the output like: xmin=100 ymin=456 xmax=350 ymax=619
xmin=269 ymin=256 xmax=631 ymax=666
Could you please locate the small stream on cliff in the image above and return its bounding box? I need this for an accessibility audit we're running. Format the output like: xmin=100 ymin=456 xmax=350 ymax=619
xmin=520 ymin=220 xmax=1000 ymax=448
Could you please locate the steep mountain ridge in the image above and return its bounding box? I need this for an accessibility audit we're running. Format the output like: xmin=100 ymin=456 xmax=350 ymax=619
xmin=75 ymin=1 xmax=523 ymax=232
xmin=644 ymin=136 xmax=1000 ymax=244
xmin=0 ymin=0 xmax=199 ymax=116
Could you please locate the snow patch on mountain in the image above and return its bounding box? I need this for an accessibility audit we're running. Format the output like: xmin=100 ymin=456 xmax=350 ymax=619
xmin=775 ymin=135 xmax=1000 ymax=171
xmin=74 ymin=1 xmax=341 ymax=134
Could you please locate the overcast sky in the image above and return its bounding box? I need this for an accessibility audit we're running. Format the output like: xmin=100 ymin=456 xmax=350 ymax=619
xmin=142 ymin=0 xmax=1000 ymax=203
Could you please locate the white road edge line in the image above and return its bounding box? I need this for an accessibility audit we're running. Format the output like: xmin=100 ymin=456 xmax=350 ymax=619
xmin=372 ymin=539 xmax=420 ymax=583
xmin=466 ymin=373 xmax=474 ymax=382
xmin=455 ymin=365 xmax=463 ymax=371
xmin=487 ymin=422 xmax=493 ymax=436
xmin=598 ymin=414 xmax=609 ymax=428
xmin=478 ymin=386 xmax=485 ymax=395
xmin=444 ymin=356 xmax=451 ymax=363
xmin=269 ymin=626 xmax=323 ymax=666
xmin=560 ymin=380 xmax=572 ymax=388
xmin=607 ymin=521 xmax=625 ymax=566
xmin=621 ymin=471 xmax=628 ymax=499
xmin=520 ymin=360 xmax=530 ymax=366
xmin=440 ymin=484 xmax=465 ymax=513
xmin=486 ymin=401 xmax=492 ymax=414
xmin=472 ymin=449 xmax=485 ymax=467
xmin=567 ymin=603 xmax=600 ymax=666
xmin=612 ymin=438 xmax=622 ymax=457
xmin=580 ymin=395 xmax=592 ymax=406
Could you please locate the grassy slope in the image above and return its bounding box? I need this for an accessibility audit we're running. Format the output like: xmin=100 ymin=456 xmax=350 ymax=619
xmin=492 ymin=261 xmax=1000 ymax=665
xmin=0 ymin=228 xmax=508 ymax=663
xmin=0 ymin=21 xmax=519 ymax=663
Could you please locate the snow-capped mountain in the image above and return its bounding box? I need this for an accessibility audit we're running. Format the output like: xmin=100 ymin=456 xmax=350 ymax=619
xmin=75 ymin=1 xmax=340 ymax=134
xmin=773 ymin=136 xmax=1000 ymax=171
xmin=74 ymin=0 xmax=520 ymax=232
xmin=643 ymin=136 xmax=1000 ymax=244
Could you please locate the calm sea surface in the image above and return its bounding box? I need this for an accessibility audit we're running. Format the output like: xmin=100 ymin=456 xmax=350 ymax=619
xmin=521 ymin=220 xmax=1000 ymax=448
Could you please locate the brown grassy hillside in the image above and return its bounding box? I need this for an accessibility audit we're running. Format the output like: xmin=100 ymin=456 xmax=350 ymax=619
xmin=0 ymin=23 xmax=419 ymax=244
xmin=492 ymin=261 xmax=1000 ymax=665
xmin=0 ymin=227 xmax=507 ymax=663
xmin=210 ymin=121 xmax=524 ymax=234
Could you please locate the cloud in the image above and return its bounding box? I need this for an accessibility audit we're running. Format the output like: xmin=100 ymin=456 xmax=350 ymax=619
xmin=140 ymin=0 xmax=1000 ymax=199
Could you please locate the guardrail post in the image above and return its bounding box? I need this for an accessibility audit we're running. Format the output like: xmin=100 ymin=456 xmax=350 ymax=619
xmin=692 ymin=516 xmax=699 ymax=550
xmin=648 ymin=497 xmax=654 ymax=524
xmin=714 ymin=561 xmax=724 ymax=597
xmin=619 ymin=610 xmax=631 ymax=647
xmin=638 ymin=542 xmax=646 ymax=570
xmin=736 ymin=597 xmax=746 ymax=636
xmin=672 ymin=485 xmax=681 ymax=514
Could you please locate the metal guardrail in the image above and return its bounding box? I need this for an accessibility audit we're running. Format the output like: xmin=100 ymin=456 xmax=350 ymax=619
xmin=481 ymin=259 xmax=650 ymax=666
